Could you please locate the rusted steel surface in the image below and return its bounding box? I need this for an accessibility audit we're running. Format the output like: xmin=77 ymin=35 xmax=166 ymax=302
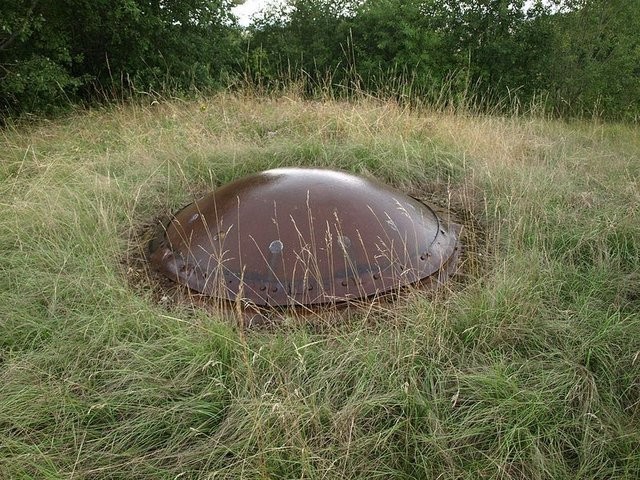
xmin=149 ymin=168 xmax=461 ymax=306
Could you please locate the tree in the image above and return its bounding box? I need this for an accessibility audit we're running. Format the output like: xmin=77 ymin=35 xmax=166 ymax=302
xmin=246 ymin=0 xmax=558 ymax=107
xmin=1 ymin=0 xmax=241 ymax=117
xmin=548 ymin=0 xmax=640 ymax=118
xmin=247 ymin=0 xmax=358 ymax=89
xmin=347 ymin=0 xmax=446 ymax=91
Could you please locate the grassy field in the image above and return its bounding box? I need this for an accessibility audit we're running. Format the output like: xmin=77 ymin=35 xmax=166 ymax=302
xmin=1 ymin=94 xmax=639 ymax=479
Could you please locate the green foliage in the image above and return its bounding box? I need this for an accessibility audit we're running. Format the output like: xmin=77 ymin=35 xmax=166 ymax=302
xmin=548 ymin=0 xmax=640 ymax=118
xmin=245 ymin=0 xmax=639 ymax=119
xmin=347 ymin=0 xmax=447 ymax=95
xmin=1 ymin=55 xmax=84 ymax=115
xmin=2 ymin=0 xmax=639 ymax=119
xmin=0 ymin=0 xmax=241 ymax=117
xmin=437 ymin=1 xmax=549 ymax=100
xmin=245 ymin=0 xmax=355 ymax=91
xmin=1 ymin=0 xmax=83 ymax=115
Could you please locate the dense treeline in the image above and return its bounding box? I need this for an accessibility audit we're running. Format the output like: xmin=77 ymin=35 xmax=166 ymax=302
xmin=1 ymin=0 xmax=639 ymax=120
xmin=0 ymin=0 xmax=240 ymax=116
xmin=246 ymin=0 xmax=640 ymax=119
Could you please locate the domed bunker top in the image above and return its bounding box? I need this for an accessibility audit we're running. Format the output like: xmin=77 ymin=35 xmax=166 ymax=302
xmin=149 ymin=168 xmax=461 ymax=307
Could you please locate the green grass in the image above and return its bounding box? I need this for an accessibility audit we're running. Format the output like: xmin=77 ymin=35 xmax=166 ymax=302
xmin=1 ymin=94 xmax=639 ymax=479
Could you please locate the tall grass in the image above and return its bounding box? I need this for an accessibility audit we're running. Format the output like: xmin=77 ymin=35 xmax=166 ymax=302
xmin=1 ymin=93 xmax=639 ymax=478
xmin=237 ymin=59 xmax=557 ymax=120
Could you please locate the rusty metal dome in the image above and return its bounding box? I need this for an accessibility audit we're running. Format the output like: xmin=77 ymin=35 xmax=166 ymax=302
xmin=149 ymin=168 xmax=461 ymax=307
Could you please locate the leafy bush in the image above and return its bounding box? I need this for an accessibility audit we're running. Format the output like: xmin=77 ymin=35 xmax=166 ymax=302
xmin=245 ymin=0 xmax=639 ymax=119
xmin=0 ymin=0 xmax=241 ymax=118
